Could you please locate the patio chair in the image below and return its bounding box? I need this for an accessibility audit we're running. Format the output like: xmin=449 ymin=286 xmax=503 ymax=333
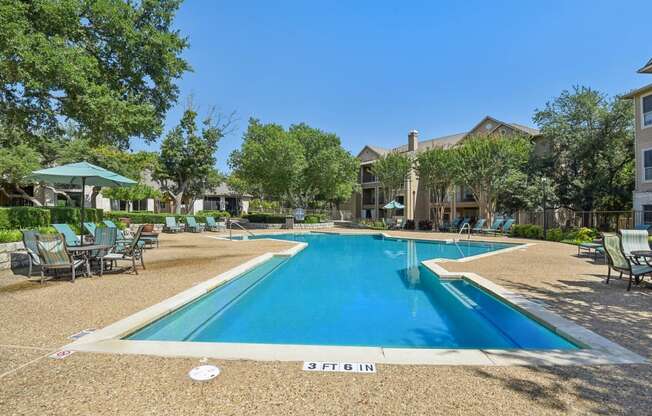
xmin=500 ymin=218 xmax=516 ymax=235
xmin=92 ymin=226 xmax=117 ymax=276
xmin=101 ymin=225 xmax=145 ymax=275
xmin=482 ymin=218 xmax=504 ymax=235
xmin=451 ymin=217 xmax=470 ymax=232
xmin=185 ymin=216 xmax=204 ymax=233
xmin=103 ymin=220 xmax=118 ymax=228
xmin=602 ymin=233 xmax=652 ymax=291
xmin=21 ymin=230 xmax=41 ymax=278
xmin=634 ymin=224 xmax=651 ymax=232
xmin=619 ymin=229 xmax=651 ymax=260
xmin=83 ymin=222 xmax=96 ymax=235
xmin=35 ymin=234 xmax=85 ymax=283
xmin=445 ymin=217 xmax=463 ymax=232
xmin=392 ymin=218 xmax=405 ymax=230
xmin=471 ymin=219 xmax=486 ymax=234
xmin=205 ymin=216 xmax=226 ymax=232
xmin=52 ymin=223 xmax=81 ymax=247
xmin=163 ymin=217 xmax=181 ymax=233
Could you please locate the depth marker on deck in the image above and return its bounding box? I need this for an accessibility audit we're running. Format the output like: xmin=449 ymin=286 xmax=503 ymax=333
xmin=303 ymin=361 xmax=376 ymax=374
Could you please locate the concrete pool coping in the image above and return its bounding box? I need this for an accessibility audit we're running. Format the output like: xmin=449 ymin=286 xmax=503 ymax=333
xmin=64 ymin=234 xmax=647 ymax=366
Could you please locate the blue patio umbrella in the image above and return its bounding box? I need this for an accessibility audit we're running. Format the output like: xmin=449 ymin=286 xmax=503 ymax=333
xmin=383 ymin=200 xmax=405 ymax=210
xmin=30 ymin=162 xmax=137 ymax=245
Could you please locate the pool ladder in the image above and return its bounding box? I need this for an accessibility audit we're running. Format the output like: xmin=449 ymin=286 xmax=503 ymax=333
xmin=458 ymin=222 xmax=471 ymax=240
xmin=228 ymin=219 xmax=257 ymax=240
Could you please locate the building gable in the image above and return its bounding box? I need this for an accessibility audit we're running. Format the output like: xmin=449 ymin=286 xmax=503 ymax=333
xmin=357 ymin=145 xmax=384 ymax=162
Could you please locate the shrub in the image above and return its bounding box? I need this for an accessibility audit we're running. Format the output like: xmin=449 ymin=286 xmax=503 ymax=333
xmin=418 ymin=219 xmax=433 ymax=230
xmin=0 ymin=226 xmax=57 ymax=244
xmin=510 ymin=224 xmax=543 ymax=239
xmin=359 ymin=219 xmax=388 ymax=230
xmin=47 ymin=207 xmax=103 ymax=224
xmin=404 ymin=219 xmax=415 ymax=230
xmin=196 ymin=210 xmax=230 ymax=219
xmin=0 ymin=207 xmax=51 ymax=229
xmin=545 ymin=228 xmax=564 ymax=242
xmin=243 ymin=212 xmax=287 ymax=224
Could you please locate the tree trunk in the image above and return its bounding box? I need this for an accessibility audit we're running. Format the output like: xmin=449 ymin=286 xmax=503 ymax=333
xmin=90 ymin=186 xmax=101 ymax=208
xmin=14 ymin=185 xmax=44 ymax=206
xmin=42 ymin=185 xmax=72 ymax=206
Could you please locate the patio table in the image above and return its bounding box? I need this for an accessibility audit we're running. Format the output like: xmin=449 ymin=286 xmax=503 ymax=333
xmin=578 ymin=242 xmax=603 ymax=260
xmin=140 ymin=231 xmax=160 ymax=248
xmin=67 ymin=244 xmax=113 ymax=276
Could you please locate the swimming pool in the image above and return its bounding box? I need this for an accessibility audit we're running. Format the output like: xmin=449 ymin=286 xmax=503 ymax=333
xmin=128 ymin=233 xmax=577 ymax=349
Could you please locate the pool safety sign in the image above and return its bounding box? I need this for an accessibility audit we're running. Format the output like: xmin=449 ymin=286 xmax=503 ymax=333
xmin=303 ymin=361 xmax=376 ymax=374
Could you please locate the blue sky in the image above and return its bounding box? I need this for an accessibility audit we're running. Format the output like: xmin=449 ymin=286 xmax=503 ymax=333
xmin=137 ymin=0 xmax=652 ymax=171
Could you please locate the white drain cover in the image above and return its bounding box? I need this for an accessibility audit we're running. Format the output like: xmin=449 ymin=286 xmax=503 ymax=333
xmin=188 ymin=365 xmax=220 ymax=381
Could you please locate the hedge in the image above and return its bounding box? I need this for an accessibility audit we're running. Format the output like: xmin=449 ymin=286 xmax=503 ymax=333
xmin=0 ymin=207 xmax=51 ymax=229
xmin=242 ymin=212 xmax=328 ymax=224
xmin=106 ymin=211 xmax=230 ymax=225
xmin=46 ymin=207 xmax=104 ymax=225
xmin=195 ymin=210 xmax=231 ymax=219
xmin=510 ymin=224 xmax=599 ymax=243
xmin=0 ymin=226 xmax=57 ymax=244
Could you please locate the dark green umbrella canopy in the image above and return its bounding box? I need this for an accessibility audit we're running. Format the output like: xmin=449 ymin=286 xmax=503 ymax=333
xmin=30 ymin=162 xmax=137 ymax=245
xmin=31 ymin=161 xmax=138 ymax=187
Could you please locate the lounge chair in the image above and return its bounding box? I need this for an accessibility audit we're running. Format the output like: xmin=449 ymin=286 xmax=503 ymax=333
xmin=164 ymin=217 xmax=181 ymax=233
xmin=52 ymin=224 xmax=81 ymax=247
xmin=102 ymin=225 xmax=145 ymax=274
xmin=205 ymin=216 xmax=225 ymax=232
xmin=93 ymin=226 xmax=117 ymax=276
xmin=452 ymin=217 xmax=471 ymax=232
xmin=619 ymin=229 xmax=651 ymax=260
xmin=471 ymin=219 xmax=486 ymax=233
xmin=500 ymin=219 xmax=516 ymax=235
xmin=445 ymin=217 xmax=463 ymax=232
xmin=634 ymin=224 xmax=651 ymax=232
xmin=83 ymin=222 xmax=97 ymax=240
xmin=602 ymin=233 xmax=652 ymax=291
xmin=21 ymin=230 xmax=41 ymax=278
xmin=103 ymin=220 xmax=117 ymax=228
xmin=35 ymin=234 xmax=85 ymax=283
xmin=185 ymin=216 xmax=204 ymax=233
xmin=482 ymin=218 xmax=504 ymax=235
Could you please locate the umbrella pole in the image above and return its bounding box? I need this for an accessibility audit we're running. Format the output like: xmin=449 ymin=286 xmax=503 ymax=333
xmin=80 ymin=176 xmax=86 ymax=246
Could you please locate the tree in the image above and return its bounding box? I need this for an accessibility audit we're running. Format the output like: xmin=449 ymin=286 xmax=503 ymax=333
xmin=228 ymin=119 xmax=305 ymax=204
xmin=0 ymin=144 xmax=42 ymax=205
xmin=0 ymin=0 xmax=189 ymax=149
xmin=57 ymin=138 xmax=159 ymax=207
xmin=101 ymin=184 xmax=162 ymax=212
xmin=533 ymin=86 xmax=634 ymax=211
xmin=450 ymin=135 xmax=531 ymax=221
xmin=156 ymin=106 xmax=224 ymax=214
xmin=229 ymin=119 xmax=356 ymax=211
xmin=415 ymin=147 xmax=455 ymax=227
xmin=183 ymin=168 xmax=224 ymax=214
xmin=370 ymin=152 xmax=412 ymax=205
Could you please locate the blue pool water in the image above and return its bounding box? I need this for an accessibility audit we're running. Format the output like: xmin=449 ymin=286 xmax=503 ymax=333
xmin=128 ymin=233 xmax=577 ymax=349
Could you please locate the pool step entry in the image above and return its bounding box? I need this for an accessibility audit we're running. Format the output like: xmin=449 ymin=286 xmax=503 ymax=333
xmin=126 ymin=257 xmax=287 ymax=341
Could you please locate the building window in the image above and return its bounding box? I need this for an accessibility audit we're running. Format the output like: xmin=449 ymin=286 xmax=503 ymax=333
xmin=644 ymin=95 xmax=652 ymax=127
xmin=644 ymin=205 xmax=652 ymax=224
xmin=644 ymin=149 xmax=652 ymax=181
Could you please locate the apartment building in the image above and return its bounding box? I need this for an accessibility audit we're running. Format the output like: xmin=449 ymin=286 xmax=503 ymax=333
xmin=351 ymin=116 xmax=541 ymax=222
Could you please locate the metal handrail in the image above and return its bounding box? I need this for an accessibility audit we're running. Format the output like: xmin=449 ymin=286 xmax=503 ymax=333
xmin=228 ymin=219 xmax=256 ymax=240
xmin=458 ymin=222 xmax=471 ymax=240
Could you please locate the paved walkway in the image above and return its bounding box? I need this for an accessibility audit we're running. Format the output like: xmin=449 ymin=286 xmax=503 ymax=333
xmin=0 ymin=229 xmax=650 ymax=415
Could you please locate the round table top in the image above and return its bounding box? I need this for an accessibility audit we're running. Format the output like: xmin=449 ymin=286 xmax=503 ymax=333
xmin=67 ymin=244 xmax=113 ymax=252
xmin=631 ymin=250 xmax=652 ymax=257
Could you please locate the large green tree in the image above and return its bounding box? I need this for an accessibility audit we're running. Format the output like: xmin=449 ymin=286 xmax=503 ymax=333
xmin=0 ymin=144 xmax=42 ymax=205
xmin=229 ymin=119 xmax=356 ymax=210
xmin=533 ymin=86 xmax=634 ymax=211
xmin=415 ymin=147 xmax=455 ymax=227
xmin=0 ymin=0 xmax=189 ymax=150
xmin=156 ymin=106 xmax=224 ymax=214
xmin=370 ymin=152 xmax=412 ymax=204
xmin=450 ymin=135 xmax=531 ymax=221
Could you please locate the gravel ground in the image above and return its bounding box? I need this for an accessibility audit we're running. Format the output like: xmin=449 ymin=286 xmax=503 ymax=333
xmin=0 ymin=229 xmax=650 ymax=415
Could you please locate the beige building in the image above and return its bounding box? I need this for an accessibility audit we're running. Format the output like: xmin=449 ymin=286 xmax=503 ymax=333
xmin=623 ymin=58 xmax=652 ymax=220
xmin=351 ymin=116 xmax=540 ymax=223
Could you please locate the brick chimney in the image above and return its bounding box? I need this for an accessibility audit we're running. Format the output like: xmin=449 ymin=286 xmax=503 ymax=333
xmin=408 ymin=130 xmax=419 ymax=152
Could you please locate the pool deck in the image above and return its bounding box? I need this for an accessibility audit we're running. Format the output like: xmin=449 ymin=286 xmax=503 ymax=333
xmin=1 ymin=228 xmax=651 ymax=415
